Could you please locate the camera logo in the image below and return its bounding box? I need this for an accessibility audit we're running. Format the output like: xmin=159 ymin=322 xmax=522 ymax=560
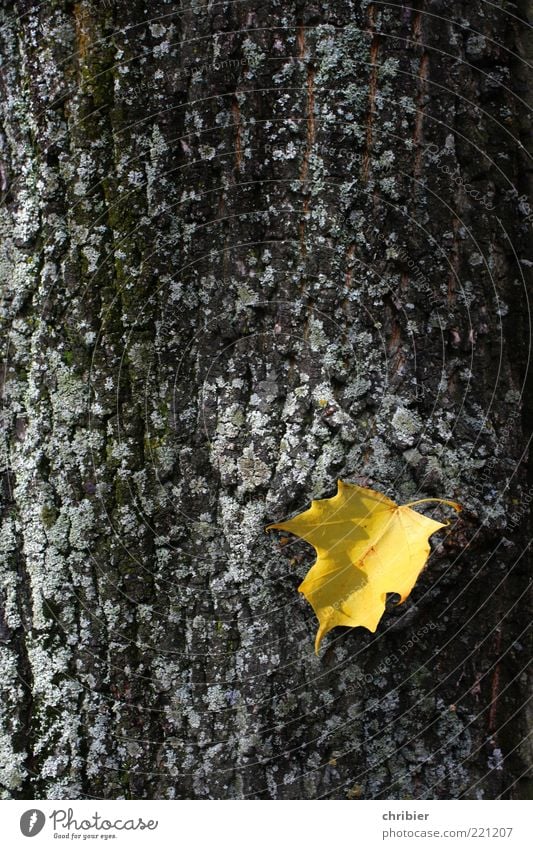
xmin=20 ymin=810 xmax=46 ymax=837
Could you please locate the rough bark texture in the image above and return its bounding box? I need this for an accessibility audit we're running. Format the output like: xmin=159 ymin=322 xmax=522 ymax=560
xmin=0 ymin=0 xmax=531 ymax=800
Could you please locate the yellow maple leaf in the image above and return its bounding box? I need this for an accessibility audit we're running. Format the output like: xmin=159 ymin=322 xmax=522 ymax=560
xmin=267 ymin=480 xmax=461 ymax=653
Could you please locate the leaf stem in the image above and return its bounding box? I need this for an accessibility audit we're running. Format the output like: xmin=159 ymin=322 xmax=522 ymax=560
xmin=403 ymin=498 xmax=461 ymax=511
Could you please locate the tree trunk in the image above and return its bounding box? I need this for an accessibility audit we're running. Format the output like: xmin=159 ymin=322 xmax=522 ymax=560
xmin=0 ymin=0 xmax=531 ymax=800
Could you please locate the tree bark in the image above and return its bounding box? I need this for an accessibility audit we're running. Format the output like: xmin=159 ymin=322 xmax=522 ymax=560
xmin=0 ymin=0 xmax=531 ymax=799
